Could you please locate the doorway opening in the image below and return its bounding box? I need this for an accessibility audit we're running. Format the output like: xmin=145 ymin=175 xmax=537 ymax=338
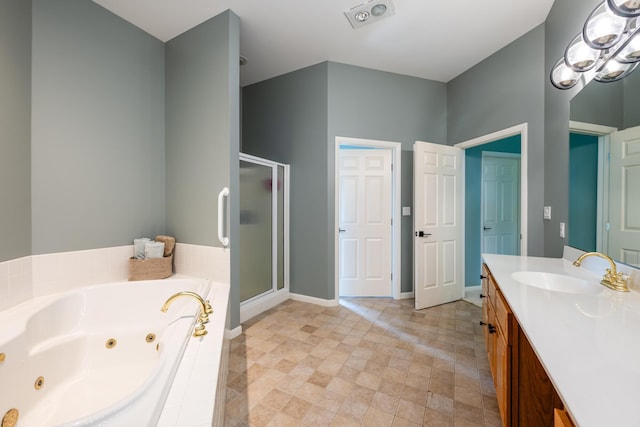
xmin=569 ymin=120 xmax=617 ymax=255
xmin=455 ymin=124 xmax=529 ymax=305
xmin=239 ymin=153 xmax=290 ymax=323
xmin=333 ymin=137 xmax=402 ymax=302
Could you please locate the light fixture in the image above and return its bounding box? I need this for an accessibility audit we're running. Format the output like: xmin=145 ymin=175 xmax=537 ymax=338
xmin=583 ymin=3 xmax=627 ymax=49
xmin=354 ymin=10 xmax=370 ymax=23
xmin=615 ymin=32 xmax=640 ymax=60
xmin=551 ymin=0 xmax=640 ymax=89
xmin=595 ymin=58 xmax=638 ymax=81
xmin=551 ymin=58 xmax=581 ymax=89
xmin=607 ymin=0 xmax=640 ymax=17
xmin=344 ymin=0 xmax=395 ymax=29
xmin=565 ymin=34 xmax=601 ymax=71
xmin=371 ymin=4 xmax=387 ymax=16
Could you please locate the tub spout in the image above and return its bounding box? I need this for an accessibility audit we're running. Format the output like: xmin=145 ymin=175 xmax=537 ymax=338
xmin=161 ymin=291 xmax=211 ymax=337
xmin=573 ymin=252 xmax=629 ymax=292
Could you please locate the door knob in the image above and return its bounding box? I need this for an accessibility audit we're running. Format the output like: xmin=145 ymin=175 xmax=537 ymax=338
xmin=415 ymin=231 xmax=432 ymax=237
xmin=339 ymin=228 xmax=346 ymax=233
xmin=483 ymin=226 xmax=492 ymax=231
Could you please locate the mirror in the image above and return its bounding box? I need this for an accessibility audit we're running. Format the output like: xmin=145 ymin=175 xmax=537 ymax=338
xmin=569 ymin=71 xmax=640 ymax=267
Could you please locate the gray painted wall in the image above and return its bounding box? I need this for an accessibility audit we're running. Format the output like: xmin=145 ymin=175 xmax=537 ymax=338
xmin=31 ymin=0 xmax=165 ymax=254
xmin=242 ymin=63 xmax=330 ymax=299
xmin=448 ymin=25 xmax=546 ymax=258
xmin=242 ymin=62 xmax=447 ymax=299
xmin=544 ymin=0 xmax=602 ymax=257
xmin=0 ymin=0 xmax=31 ymax=262
xmin=327 ymin=62 xmax=447 ymax=295
xmin=623 ymin=70 xmax=640 ymax=128
xmin=165 ymin=10 xmax=240 ymax=325
xmin=570 ymin=80 xmax=623 ymax=128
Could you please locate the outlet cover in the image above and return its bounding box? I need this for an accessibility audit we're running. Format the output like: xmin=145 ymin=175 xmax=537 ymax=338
xmin=544 ymin=206 xmax=551 ymax=220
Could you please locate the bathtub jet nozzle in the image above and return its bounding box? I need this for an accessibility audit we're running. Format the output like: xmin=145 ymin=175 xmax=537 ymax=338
xmin=161 ymin=291 xmax=211 ymax=337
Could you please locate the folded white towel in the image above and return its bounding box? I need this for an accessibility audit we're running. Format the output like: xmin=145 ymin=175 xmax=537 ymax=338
xmin=133 ymin=238 xmax=151 ymax=259
xmin=145 ymin=241 xmax=165 ymax=259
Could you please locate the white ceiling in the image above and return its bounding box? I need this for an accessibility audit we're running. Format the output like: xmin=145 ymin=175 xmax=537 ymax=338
xmin=93 ymin=0 xmax=555 ymax=87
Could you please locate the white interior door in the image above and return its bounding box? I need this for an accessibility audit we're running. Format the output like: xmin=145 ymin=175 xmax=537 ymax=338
xmin=609 ymin=126 xmax=640 ymax=267
xmin=339 ymin=149 xmax=392 ymax=297
xmin=414 ymin=141 xmax=464 ymax=310
xmin=481 ymin=153 xmax=520 ymax=256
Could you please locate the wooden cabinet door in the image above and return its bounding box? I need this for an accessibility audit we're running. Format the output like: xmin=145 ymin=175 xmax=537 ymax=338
xmin=517 ymin=327 xmax=555 ymax=427
xmin=554 ymin=408 xmax=575 ymax=427
xmin=495 ymin=332 xmax=510 ymax=425
xmin=481 ymin=267 xmax=490 ymax=354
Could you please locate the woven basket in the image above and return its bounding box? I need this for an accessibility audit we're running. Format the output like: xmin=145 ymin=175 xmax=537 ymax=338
xmin=128 ymin=253 xmax=173 ymax=281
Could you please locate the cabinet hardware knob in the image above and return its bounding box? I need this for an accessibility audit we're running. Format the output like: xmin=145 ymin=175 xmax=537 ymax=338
xmin=479 ymin=321 xmax=486 ymax=326
xmin=480 ymin=274 xmax=487 ymax=280
xmin=488 ymin=324 xmax=497 ymax=334
xmin=479 ymin=293 xmax=486 ymax=299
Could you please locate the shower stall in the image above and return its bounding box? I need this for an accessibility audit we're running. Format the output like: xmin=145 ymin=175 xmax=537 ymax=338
xmin=239 ymin=153 xmax=289 ymax=322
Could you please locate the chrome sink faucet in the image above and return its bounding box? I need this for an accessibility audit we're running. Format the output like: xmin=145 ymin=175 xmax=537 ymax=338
xmin=573 ymin=252 xmax=629 ymax=292
xmin=161 ymin=291 xmax=213 ymax=337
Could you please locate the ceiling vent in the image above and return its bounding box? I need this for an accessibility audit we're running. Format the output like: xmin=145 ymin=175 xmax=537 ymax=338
xmin=344 ymin=0 xmax=395 ymax=29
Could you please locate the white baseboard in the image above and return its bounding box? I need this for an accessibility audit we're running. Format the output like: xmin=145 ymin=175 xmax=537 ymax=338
xmin=240 ymin=290 xmax=290 ymax=323
xmin=289 ymin=293 xmax=340 ymax=307
xmin=398 ymin=291 xmax=414 ymax=299
xmin=225 ymin=326 xmax=242 ymax=340
xmin=465 ymin=285 xmax=481 ymax=291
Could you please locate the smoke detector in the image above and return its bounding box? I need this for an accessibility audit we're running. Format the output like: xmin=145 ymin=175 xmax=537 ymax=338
xmin=344 ymin=0 xmax=395 ymax=29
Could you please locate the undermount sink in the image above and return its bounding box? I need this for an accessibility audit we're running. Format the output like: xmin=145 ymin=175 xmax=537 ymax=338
xmin=511 ymin=271 xmax=603 ymax=295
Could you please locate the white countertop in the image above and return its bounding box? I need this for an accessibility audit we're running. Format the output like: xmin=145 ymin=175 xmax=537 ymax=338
xmin=482 ymin=252 xmax=640 ymax=427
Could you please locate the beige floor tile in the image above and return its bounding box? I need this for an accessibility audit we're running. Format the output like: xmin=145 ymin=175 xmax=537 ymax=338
xmin=225 ymin=298 xmax=499 ymax=427
xmin=422 ymin=407 xmax=454 ymax=426
xmin=362 ymin=407 xmax=395 ymax=426
xmin=370 ymin=390 xmax=400 ymax=415
xmin=337 ymin=397 xmax=369 ymax=422
xmin=247 ymin=403 xmax=277 ymax=427
xmin=260 ymin=388 xmax=292 ymax=411
xmin=396 ymin=399 xmax=426 ymax=425
xmin=302 ymin=405 xmax=336 ymax=427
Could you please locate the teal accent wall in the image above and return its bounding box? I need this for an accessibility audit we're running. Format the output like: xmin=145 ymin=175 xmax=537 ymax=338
xmin=568 ymin=133 xmax=598 ymax=252
xmin=0 ymin=0 xmax=31 ymax=262
xmin=31 ymin=0 xmax=166 ymax=254
xmin=465 ymin=136 xmax=521 ymax=287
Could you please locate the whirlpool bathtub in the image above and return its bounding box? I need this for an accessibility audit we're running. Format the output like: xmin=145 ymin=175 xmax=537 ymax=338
xmin=0 ymin=278 xmax=212 ymax=427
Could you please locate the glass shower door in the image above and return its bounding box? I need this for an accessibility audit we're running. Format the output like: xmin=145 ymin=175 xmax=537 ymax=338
xmin=239 ymin=160 xmax=273 ymax=301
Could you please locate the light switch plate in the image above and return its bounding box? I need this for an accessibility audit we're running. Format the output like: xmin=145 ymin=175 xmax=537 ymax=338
xmin=560 ymin=222 xmax=565 ymax=238
xmin=402 ymin=206 xmax=411 ymax=216
xmin=544 ymin=206 xmax=552 ymax=220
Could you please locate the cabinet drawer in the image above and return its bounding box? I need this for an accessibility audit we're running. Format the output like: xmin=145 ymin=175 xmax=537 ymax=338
xmin=494 ymin=289 xmax=511 ymax=344
xmin=487 ymin=272 xmax=497 ymax=308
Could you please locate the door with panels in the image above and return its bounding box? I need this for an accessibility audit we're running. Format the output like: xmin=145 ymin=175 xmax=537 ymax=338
xmin=339 ymin=148 xmax=392 ymax=297
xmin=413 ymin=141 xmax=464 ymax=310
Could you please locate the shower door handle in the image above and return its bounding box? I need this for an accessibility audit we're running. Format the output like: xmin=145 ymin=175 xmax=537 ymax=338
xmin=217 ymin=187 xmax=229 ymax=247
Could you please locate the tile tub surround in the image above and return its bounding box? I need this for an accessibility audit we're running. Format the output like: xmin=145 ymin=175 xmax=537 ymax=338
xmin=0 ymin=243 xmax=229 ymax=312
xmin=0 ymin=256 xmax=32 ymax=311
xmin=1 ymin=244 xmax=231 ymax=425
xmin=483 ymin=252 xmax=640 ymax=427
xmin=158 ymin=278 xmax=230 ymax=426
xmin=225 ymin=298 xmax=502 ymax=426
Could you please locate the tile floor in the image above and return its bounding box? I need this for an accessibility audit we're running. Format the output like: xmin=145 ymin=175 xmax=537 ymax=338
xmin=224 ymin=298 xmax=501 ymax=426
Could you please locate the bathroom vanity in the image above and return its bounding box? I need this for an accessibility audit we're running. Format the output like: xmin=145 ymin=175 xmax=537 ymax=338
xmin=481 ymin=252 xmax=640 ymax=427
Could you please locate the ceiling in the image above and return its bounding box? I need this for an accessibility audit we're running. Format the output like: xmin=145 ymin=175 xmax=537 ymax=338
xmin=93 ymin=0 xmax=555 ymax=87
